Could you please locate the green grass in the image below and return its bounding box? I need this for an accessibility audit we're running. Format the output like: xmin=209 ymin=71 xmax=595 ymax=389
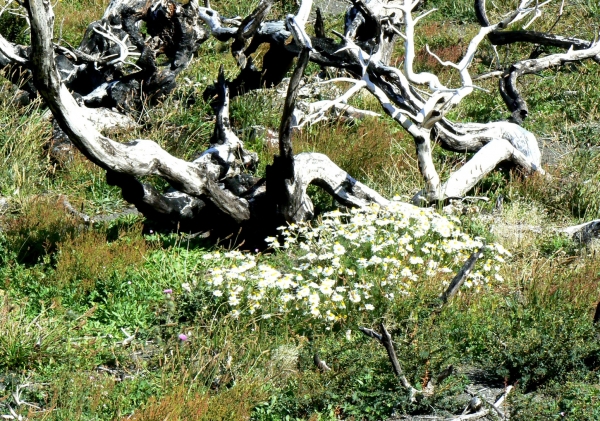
xmin=1 ymin=0 xmax=600 ymax=419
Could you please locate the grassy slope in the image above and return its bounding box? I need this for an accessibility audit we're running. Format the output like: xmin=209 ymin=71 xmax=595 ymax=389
xmin=0 ymin=0 xmax=600 ymax=419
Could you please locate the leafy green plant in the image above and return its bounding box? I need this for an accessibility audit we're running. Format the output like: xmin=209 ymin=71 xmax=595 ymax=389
xmin=538 ymin=234 xmax=579 ymax=257
xmin=440 ymin=255 xmax=600 ymax=391
xmin=510 ymin=379 xmax=600 ymax=421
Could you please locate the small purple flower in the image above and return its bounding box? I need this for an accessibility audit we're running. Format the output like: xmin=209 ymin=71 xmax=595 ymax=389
xmin=178 ymin=333 xmax=188 ymax=341
xmin=163 ymin=289 xmax=173 ymax=294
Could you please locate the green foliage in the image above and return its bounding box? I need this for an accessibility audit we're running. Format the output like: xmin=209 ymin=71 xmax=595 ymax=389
xmin=0 ymin=98 xmax=50 ymax=197
xmin=55 ymin=156 xmax=126 ymax=215
xmin=538 ymin=234 xmax=579 ymax=257
xmin=0 ymin=2 xmax=29 ymax=44
xmin=511 ymin=379 xmax=600 ymax=420
xmin=230 ymin=87 xmax=283 ymax=131
xmin=450 ymin=295 xmax=600 ymax=390
xmin=514 ymin=149 xmax=600 ymax=221
xmin=53 ymin=224 xmax=148 ymax=295
xmin=562 ymin=152 xmax=600 ymax=220
xmin=1 ymin=0 xmax=600 ymax=419
xmin=53 ymin=0 xmax=109 ymax=46
xmin=439 ymin=256 xmax=600 ymax=391
xmin=0 ymin=299 xmax=68 ymax=371
xmin=31 ymin=370 xmax=160 ymax=420
xmin=253 ymin=335 xmax=406 ymax=421
xmin=427 ymin=0 xmax=476 ymax=22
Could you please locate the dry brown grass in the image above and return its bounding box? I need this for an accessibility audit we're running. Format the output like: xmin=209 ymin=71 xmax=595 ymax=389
xmin=31 ymin=371 xmax=122 ymax=420
xmin=126 ymin=386 xmax=210 ymax=421
xmin=126 ymin=383 xmax=266 ymax=421
xmin=3 ymin=193 xmax=147 ymax=295
xmin=54 ymin=0 xmax=110 ymax=45
xmin=524 ymin=254 xmax=600 ymax=310
xmin=53 ymin=224 xmax=148 ymax=295
xmin=490 ymin=199 xmax=547 ymax=251
xmin=291 ymin=118 xmax=419 ymax=195
xmin=414 ymin=44 xmax=464 ymax=71
xmin=4 ymin=196 xmax=80 ymax=264
xmin=392 ymin=21 xmax=467 ymax=66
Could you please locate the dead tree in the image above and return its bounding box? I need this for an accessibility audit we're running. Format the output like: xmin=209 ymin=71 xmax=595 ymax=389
xmin=198 ymin=0 xmax=597 ymax=203
xmin=1 ymin=0 xmax=211 ymax=120
xmin=5 ymin=0 xmax=600 ymax=245
xmin=22 ymin=0 xmax=387 ymax=246
xmin=198 ymin=0 xmax=597 ymax=205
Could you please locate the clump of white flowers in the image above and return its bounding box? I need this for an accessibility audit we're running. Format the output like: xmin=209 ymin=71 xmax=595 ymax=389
xmin=192 ymin=199 xmax=510 ymax=324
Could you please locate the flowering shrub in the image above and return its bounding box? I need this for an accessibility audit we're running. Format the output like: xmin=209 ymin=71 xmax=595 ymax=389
xmin=188 ymin=199 xmax=510 ymax=326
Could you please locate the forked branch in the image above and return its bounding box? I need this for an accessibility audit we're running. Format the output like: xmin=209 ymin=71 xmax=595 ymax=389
xmin=360 ymin=323 xmax=421 ymax=402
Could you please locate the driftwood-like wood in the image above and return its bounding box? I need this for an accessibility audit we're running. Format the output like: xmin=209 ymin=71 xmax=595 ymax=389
xmin=439 ymin=246 xmax=485 ymax=305
xmin=27 ymin=0 xmax=252 ymax=230
xmin=198 ymin=0 xmax=550 ymax=203
xmin=594 ymin=301 xmax=600 ymax=325
xmin=2 ymin=0 xmax=210 ymax=113
xmin=267 ymin=47 xmax=310 ymax=222
xmin=475 ymin=0 xmax=600 ymax=122
xmin=313 ymin=353 xmax=332 ymax=371
xmin=23 ymin=0 xmax=394 ymax=245
xmin=11 ymin=0 xmax=599 ymax=243
xmin=560 ymin=219 xmax=600 ymax=244
xmin=360 ymin=324 xmax=420 ymax=402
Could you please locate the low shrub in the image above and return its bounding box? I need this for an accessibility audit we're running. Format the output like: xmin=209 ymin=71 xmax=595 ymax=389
xmin=3 ymin=197 xmax=79 ymax=265
xmin=53 ymin=225 xmax=148 ymax=296
xmin=510 ymin=379 xmax=600 ymax=420
xmin=185 ymin=201 xmax=508 ymax=331
xmin=127 ymin=383 xmax=265 ymax=421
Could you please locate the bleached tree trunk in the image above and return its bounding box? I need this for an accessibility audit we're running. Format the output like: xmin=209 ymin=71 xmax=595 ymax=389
xmin=25 ymin=0 xmax=388 ymax=245
xmin=13 ymin=0 xmax=600 ymax=242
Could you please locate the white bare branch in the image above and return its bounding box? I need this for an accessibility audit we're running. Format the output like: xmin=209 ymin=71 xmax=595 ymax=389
xmin=286 ymin=0 xmax=314 ymax=50
xmin=439 ymin=137 xmax=541 ymax=199
xmin=0 ymin=35 xmax=27 ymax=64
xmin=295 ymin=79 xmax=369 ymax=127
xmin=294 ymin=0 xmax=312 ymax=29
xmin=197 ymin=6 xmax=239 ymax=39
xmin=0 ymin=2 xmax=28 ymax=65
xmin=402 ymin=0 xmax=555 ymax=125
xmin=413 ymin=7 xmax=437 ymax=25
xmin=27 ymin=0 xmax=235 ymax=202
xmin=327 ymin=6 xmax=549 ymax=204
xmin=92 ymin=24 xmax=140 ymax=67
xmin=511 ymin=37 xmax=600 ymax=75
xmin=400 ymin=1 xmax=445 ymax=90
xmin=282 ymin=153 xmax=390 ymax=222
xmin=559 ymin=219 xmax=600 ymax=243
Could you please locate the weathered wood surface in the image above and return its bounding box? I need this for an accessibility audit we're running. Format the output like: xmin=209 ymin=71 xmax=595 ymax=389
xmin=12 ymin=0 xmax=598 ymax=244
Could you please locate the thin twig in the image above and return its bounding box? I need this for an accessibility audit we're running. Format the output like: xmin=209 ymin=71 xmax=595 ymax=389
xmin=439 ymin=244 xmax=485 ymax=306
xmin=59 ymin=195 xmax=93 ymax=224
xmin=359 ymin=323 xmax=420 ymax=401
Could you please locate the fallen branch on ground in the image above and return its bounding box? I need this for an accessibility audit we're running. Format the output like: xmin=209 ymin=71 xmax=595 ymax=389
xmin=359 ymin=323 xmax=421 ymax=402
